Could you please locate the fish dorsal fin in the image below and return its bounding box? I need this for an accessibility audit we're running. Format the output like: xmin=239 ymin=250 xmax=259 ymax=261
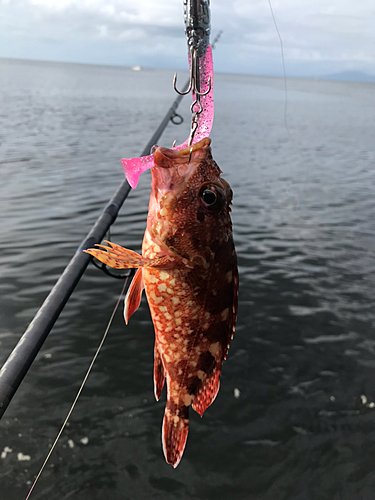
xmin=192 ymin=369 xmax=221 ymax=417
xmin=124 ymin=268 xmax=144 ymax=324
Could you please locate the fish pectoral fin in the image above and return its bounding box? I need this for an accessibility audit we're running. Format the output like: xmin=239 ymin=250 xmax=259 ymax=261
xmin=153 ymin=345 xmax=165 ymax=401
xmin=84 ymin=241 xmax=146 ymax=269
xmin=84 ymin=240 xmax=172 ymax=270
xmin=124 ymin=268 xmax=144 ymax=324
xmin=162 ymin=400 xmax=189 ymax=468
xmin=192 ymin=370 xmax=221 ymax=418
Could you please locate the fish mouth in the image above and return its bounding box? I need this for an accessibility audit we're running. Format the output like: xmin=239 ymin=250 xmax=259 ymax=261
xmin=154 ymin=137 xmax=211 ymax=166
xmin=151 ymin=138 xmax=211 ymax=195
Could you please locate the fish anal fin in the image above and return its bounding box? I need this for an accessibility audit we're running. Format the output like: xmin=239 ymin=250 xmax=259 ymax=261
xmin=192 ymin=370 xmax=221 ymax=417
xmin=162 ymin=402 xmax=189 ymax=468
xmin=124 ymin=268 xmax=144 ymax=324
xmin=153 ymin=345 xmax=165 ymax=401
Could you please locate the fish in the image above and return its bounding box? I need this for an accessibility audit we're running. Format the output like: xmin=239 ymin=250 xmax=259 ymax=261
xmin=85 ymin=137 xmax=238 ymax=467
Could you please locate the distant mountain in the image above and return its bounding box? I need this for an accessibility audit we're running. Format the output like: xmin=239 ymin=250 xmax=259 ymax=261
xmin=321 ymin=70 xmax=375 ymax=83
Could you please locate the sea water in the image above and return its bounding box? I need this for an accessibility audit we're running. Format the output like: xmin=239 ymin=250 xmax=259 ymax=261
xmin=1 ymin=58 xmax=375 ymax=499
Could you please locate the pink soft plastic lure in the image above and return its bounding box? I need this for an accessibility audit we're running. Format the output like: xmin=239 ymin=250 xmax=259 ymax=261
xmin=122 ymin=45 xmax=214 ymax=189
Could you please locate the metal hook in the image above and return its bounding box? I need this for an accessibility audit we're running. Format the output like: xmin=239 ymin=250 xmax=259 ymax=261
xmin=195 ymin=75 xmax=211 ymax=96
xmin=173 ymin=47 xmax=211 ymax=97
xmin=173 ymin=72 xmax=191 ymax=96
xmin=188 ymin=146 xmax=193 ymax=163
xmin=188 ymin=113 xmax=199 ymax=147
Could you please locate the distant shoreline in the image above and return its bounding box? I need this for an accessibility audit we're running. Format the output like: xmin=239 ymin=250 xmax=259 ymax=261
xmin=0 ymin=56 xmax=374 ymax=83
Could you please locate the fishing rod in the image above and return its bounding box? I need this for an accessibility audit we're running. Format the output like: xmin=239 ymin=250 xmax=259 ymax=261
xmin=0 ymin=89 xmax=187 ymax=420
xmin=0 ymin=0 xmax=216 ymax=421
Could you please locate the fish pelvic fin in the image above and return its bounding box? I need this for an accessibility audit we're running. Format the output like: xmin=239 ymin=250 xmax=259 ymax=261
xmin=192 ymin=369 xmax=221 ymax=418
xmin=124 ymin=268 xmax=144 ymax=324
xmin=153 ymin=344 xmax=165 ymax=401
xmin=162 ymin=399 xmax=189 ymax=468
xmin=84 ymin=240 xmax=173 ymax=270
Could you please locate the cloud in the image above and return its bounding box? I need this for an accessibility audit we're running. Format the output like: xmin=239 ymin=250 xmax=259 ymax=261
xmin=26 ymin=0 xmax=183 ymax=28
xmin=1 ymin=0 xmax=375 ymax=77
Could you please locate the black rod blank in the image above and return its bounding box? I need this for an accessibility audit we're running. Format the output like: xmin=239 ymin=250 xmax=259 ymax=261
xmin=0 ymin=84 xmax=188 ymax=419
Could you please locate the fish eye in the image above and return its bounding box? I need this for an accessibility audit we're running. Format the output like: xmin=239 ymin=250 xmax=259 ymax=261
xmin=198 ymin=182 xmax=225 ymax=212
xmin=202 ymin=190 xmax=217 ymax=206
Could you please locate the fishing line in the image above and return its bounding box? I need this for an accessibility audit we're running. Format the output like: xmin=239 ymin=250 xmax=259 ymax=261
xmin=25 ymin=277 xmax=130 ymax=500
xmin=267 ymin=0 xmax=317 ymax=202
xmin=267 ymin=0 xmax=288 ymax=133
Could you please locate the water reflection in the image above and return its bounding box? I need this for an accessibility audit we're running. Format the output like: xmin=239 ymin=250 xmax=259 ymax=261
xmin=1 ymin=59 xmax=375 ymax=499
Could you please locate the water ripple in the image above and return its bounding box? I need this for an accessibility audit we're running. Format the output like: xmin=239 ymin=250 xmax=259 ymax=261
xmin=1 ymin=59 xmax=375 ymax=499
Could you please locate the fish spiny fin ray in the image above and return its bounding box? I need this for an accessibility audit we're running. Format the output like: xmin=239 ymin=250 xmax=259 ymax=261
xmin=124 ymin=268 xmax=144 ymax=324
xmin=84 ymin=240 xmax=173 ymax=269
xmin=84 ymin=242 xmax=145 ymax=269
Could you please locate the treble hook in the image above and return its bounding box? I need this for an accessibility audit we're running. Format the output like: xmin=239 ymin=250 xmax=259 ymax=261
xmin=196 ymin=75 xmax=211 ymax=96
xmin=173 ymin=72 xmax=191 ymax=96
xmin=173 ymin=47 xmax=211 ymax=97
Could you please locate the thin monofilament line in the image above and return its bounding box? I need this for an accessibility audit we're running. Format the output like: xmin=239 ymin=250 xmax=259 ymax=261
xmin=268 ymin=0 xmax=293 ymax=143
xmin=267 ymin=0 xmax=312 ymax=198
xmin=25 ymin=277 xmax=129 ymax=500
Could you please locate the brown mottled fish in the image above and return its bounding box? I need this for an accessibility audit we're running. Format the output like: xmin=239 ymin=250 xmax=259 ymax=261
xmin=85 ymin=137 xmax=238 ymax=467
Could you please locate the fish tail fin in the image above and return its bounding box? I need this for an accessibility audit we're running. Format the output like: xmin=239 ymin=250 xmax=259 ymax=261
xmin=153 ymin=345 xmax=165 ymax=401
xmin=162 ymin=400 xmax=189 ymax=468
xmin=192 ymin=370 xmax=220 ymax=417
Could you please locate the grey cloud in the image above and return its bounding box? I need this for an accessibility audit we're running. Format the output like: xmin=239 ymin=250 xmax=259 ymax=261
xmin=102 ymin=24 xmax=184 ymax=41
xmin=1 ymin=0 xmax=375 ymax=78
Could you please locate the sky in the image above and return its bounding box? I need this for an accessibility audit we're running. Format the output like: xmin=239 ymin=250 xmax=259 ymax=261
xmin=1 ymin=0 xmax=375 ymax=79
